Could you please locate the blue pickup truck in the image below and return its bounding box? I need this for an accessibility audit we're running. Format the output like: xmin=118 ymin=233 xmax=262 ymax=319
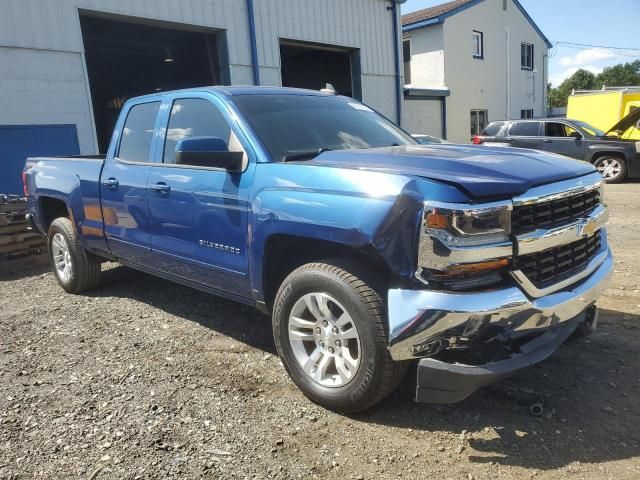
xmin=23 ymin=87 xmax=613 ymax=412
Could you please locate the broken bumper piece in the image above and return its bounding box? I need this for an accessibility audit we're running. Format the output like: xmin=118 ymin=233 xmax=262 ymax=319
xmin=415 ymin=307 xmax=596 ymax=403
xmin=386 ymin=247 xmax=613 ymax=403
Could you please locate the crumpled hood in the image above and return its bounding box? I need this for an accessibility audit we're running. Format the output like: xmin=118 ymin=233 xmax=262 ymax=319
xmin=305 ymin=145 xmax=596 ymax=199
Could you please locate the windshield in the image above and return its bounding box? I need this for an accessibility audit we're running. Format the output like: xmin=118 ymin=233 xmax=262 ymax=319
xmin=571 ymin=120 xmax=606 ymax=137
xmin=232 ymin=94 xmax=416 ymax=162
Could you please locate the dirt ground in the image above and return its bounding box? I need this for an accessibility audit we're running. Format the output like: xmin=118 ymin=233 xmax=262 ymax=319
xmin=1 ymin=183 xmax=639 ymax=480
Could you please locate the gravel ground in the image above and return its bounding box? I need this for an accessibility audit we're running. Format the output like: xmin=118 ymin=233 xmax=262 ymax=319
xmin=1 ymin=183 xmax=639 ymax=480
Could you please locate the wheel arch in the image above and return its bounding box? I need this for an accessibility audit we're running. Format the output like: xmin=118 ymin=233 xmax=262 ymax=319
xmin=38 ymin=196 xmax=71 ymax=233
xmin=260 ymin=234 xmax=395 ymax=313
xmin=590 ymin=150 xmax=627 ymax=164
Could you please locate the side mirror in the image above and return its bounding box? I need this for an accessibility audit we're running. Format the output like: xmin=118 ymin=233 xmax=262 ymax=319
xmin=175 ymin=136 xmax=244 ymax=172
xmin=568 ymin=131 xmax=582 ymax=140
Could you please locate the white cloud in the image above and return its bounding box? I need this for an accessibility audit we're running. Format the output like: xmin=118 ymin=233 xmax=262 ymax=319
xmin=549 ymin=65 xmax=603 ymax=86
xmin=558 ymin=48 xmax=619 ymax=68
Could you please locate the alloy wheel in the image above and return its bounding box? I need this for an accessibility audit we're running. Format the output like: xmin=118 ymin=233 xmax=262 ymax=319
xmin=596 ymin=158 xmax=622 ymax=181
xmin=287 ymin=292 xmax=361 ymax=388
xmin=51 ymin=233 xmax=73 ymax=283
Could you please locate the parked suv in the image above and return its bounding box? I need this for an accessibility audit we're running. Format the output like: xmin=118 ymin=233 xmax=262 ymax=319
xmin=473 ymin=115 xmax=640 ymax=183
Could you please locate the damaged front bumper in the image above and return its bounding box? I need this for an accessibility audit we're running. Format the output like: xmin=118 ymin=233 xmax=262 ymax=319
xmin=387 ymin=247 xmax=613 ymax=403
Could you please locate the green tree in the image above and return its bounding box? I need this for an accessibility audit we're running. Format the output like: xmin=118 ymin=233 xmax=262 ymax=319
xmin=595 ymin=60 xmax=640 ymax=88
xmin=547 ymin=61 xmax=640 ymax=109
xmin=548 ymin=69 xmax=597 ymax=108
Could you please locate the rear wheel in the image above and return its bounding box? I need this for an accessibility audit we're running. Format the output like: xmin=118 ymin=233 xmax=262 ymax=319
xmin=272 ymin=260 xmax=407 ymax=413
xmin=593 ymin=156 xmax=626 ymax=183
xmin=48 ymin=217 xmax=101 ymax=293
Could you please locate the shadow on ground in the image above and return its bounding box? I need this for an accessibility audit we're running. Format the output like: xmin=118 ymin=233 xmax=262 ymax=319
xmin=87 ymin=263 xmax=276 ymax=354
xmin=89 ymin=264 xmax=640 ymax=471
xmin=357 ymin=307 xmax=640 ymax=471
xmin=0 ymin=253 xmax=49 ymax=280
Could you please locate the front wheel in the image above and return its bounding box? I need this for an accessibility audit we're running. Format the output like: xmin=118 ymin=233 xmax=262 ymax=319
xmin=593 ymin=156 xmax=627 ymax=183
xmin=272 ymin=261 xmax=407 ymax=413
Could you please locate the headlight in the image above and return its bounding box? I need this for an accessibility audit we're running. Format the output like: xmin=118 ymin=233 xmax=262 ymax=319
xmin=598 ymin=181 xmax=605 ymax=203
xmin=423 ymin=201 xmax=512 ymax=247
xmin=417 ymin=200 xmax=513 ymax=287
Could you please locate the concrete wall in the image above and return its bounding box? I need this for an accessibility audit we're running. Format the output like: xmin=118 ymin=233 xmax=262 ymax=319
xmin=403 ymin=24 xmax=445 ymax=89
xmin=402 ymin=98 xmax=443 ymax=137
xmin=0 ymin=0 xmax=398 ymax=154
xmin=442 ymin=0 xmax=548 ymax=142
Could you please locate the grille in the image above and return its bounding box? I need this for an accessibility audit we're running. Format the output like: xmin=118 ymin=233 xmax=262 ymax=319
xmin=513 ymin=231 xmax=602 ymax=289
xmin=512 ymin=188 xmax=600 ymax=235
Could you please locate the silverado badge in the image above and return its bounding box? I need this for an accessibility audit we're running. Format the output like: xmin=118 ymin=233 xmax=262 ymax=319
xmin=199 ymin=240 xmax=241 ymax=255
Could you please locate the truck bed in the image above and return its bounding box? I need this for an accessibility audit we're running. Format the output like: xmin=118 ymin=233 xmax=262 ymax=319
xmin=24 ymin=155 xmax=108 ymax=254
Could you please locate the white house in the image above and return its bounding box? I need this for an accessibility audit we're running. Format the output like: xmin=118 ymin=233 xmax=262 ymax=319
xmin=401 ymin=0 xmax=551 ymax=143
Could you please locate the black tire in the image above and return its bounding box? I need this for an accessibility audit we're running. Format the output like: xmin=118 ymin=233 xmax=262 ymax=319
xmin=593 ymin=156 xmax=627 ymax=183
xmin=48 ymin=217 xmax=101 ymax=293
xmin=272 ymin=260 xmax=408 ymax=413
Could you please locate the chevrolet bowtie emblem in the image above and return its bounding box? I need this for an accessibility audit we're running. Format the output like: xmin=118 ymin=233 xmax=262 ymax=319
xmin=579 ymin=218 xmax=598 ymax=238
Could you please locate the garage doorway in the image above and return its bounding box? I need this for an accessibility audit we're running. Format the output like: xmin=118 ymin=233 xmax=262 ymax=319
xmin=280 ymin=40 xmax=361 ymax=100
xmin=80 ymin=13 xmax=228 ymax=152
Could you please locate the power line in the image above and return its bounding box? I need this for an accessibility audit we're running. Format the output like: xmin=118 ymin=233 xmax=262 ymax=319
xmin=554 ymin=43 xmax=640 ymax=59
xmin=553 ymin=41 xmax=640 ymax=52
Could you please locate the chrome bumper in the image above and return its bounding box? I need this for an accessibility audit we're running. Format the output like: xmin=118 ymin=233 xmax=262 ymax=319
xmin=388 ymin=246 xmax=613 ymax=361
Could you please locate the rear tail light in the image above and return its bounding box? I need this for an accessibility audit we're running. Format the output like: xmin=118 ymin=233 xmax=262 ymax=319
xmin=22 ymin=171 xmax=29 ymax=197
xmin=472 ymin=136 xmax=482 ymax=144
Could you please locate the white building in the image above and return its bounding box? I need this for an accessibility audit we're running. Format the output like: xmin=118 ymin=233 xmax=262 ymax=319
xmin=0 ymin=0 xmax=404 ymax=195
xmin=402 ymin=0 xmax=550 ymax=143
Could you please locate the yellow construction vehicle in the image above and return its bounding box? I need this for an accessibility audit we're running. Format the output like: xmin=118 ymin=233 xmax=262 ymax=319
xmin=567 ymin=87 xmax=640 ymax=140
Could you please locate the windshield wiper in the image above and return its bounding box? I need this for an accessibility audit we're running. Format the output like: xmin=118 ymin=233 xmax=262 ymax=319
xmin=283 ymin=147 xmax=332 ymax=162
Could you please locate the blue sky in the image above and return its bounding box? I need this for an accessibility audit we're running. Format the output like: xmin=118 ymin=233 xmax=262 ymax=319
xmin=402 ymin=0 xmax=640 ymax=86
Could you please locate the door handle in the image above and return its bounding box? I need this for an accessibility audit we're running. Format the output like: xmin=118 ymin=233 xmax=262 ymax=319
xmin=543 ymin=139 xmax=553 ymax=143
xmin=150 ymin=182 xmax=171 ymax=194
xmin=103 ymin=177 xmax=119 ymax=190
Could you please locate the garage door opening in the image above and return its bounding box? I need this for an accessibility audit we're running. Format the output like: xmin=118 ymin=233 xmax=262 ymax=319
xmin=80 ymin=14 xmax=227 ymax=152
xmin=280 ymin=41 xmax=361 ymax=100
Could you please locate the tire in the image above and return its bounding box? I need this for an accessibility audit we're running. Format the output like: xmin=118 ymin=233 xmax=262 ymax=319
xmin=48 ymin=217 xmax=101 ymax=293
xmin=593 ymin=156 xmax=627 ymax=183
xmin=272 ymin=260 xmax=408 ymax=413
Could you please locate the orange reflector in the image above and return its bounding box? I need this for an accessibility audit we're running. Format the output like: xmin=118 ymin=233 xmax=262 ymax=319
xmin=426 ymin=212 xmax=449 ymax=229
xmin=446 ymin=258 xmax=509 ymax=276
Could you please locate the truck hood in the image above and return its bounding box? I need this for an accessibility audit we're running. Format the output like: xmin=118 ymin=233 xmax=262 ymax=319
xmin=304 ymin=145 xmax=596 ymax=200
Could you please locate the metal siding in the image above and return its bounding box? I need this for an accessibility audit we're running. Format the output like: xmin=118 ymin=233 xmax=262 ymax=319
xmin=0 ymin=125 xmax=80 ymax=195
xmin=0 ymin=0 xmax=395 ymax=72
xmin=0 ymin=0 xmax=398 ymax=144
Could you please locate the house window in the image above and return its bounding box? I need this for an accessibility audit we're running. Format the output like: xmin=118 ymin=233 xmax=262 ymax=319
xmin=403 ymin=38 xmax=411 ymax=85
xmin=470 ymin=109 xmax=488 ymax=135
xmin=521 ymin=43 xmax=534 ymax=70
xmin=472 ymin=31 xmax=483 ymax=59
xmin=521 ymin=109 xmax=534 ymax=119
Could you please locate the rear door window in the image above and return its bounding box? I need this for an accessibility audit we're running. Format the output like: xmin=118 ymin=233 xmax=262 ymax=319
xmin=481 ymin=122 xmax=504 ymax=136
xmin=508 ymin=122 xmax=541 ymax=137
xmin=118 ymin=102 xmax=160 ymax=163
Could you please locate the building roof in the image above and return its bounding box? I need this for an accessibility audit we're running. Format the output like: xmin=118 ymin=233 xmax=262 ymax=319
xmin=402 ymin=0 xmax=552 ymax=48
xmin=401 ymin=0 xmax=474 ymax=26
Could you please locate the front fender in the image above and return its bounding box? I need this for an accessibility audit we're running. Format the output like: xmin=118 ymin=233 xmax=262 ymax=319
xmin=585 ymin=144 xmax=632 ymax=163
xmin=247 ymin=163 xmax=467 ymax=302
